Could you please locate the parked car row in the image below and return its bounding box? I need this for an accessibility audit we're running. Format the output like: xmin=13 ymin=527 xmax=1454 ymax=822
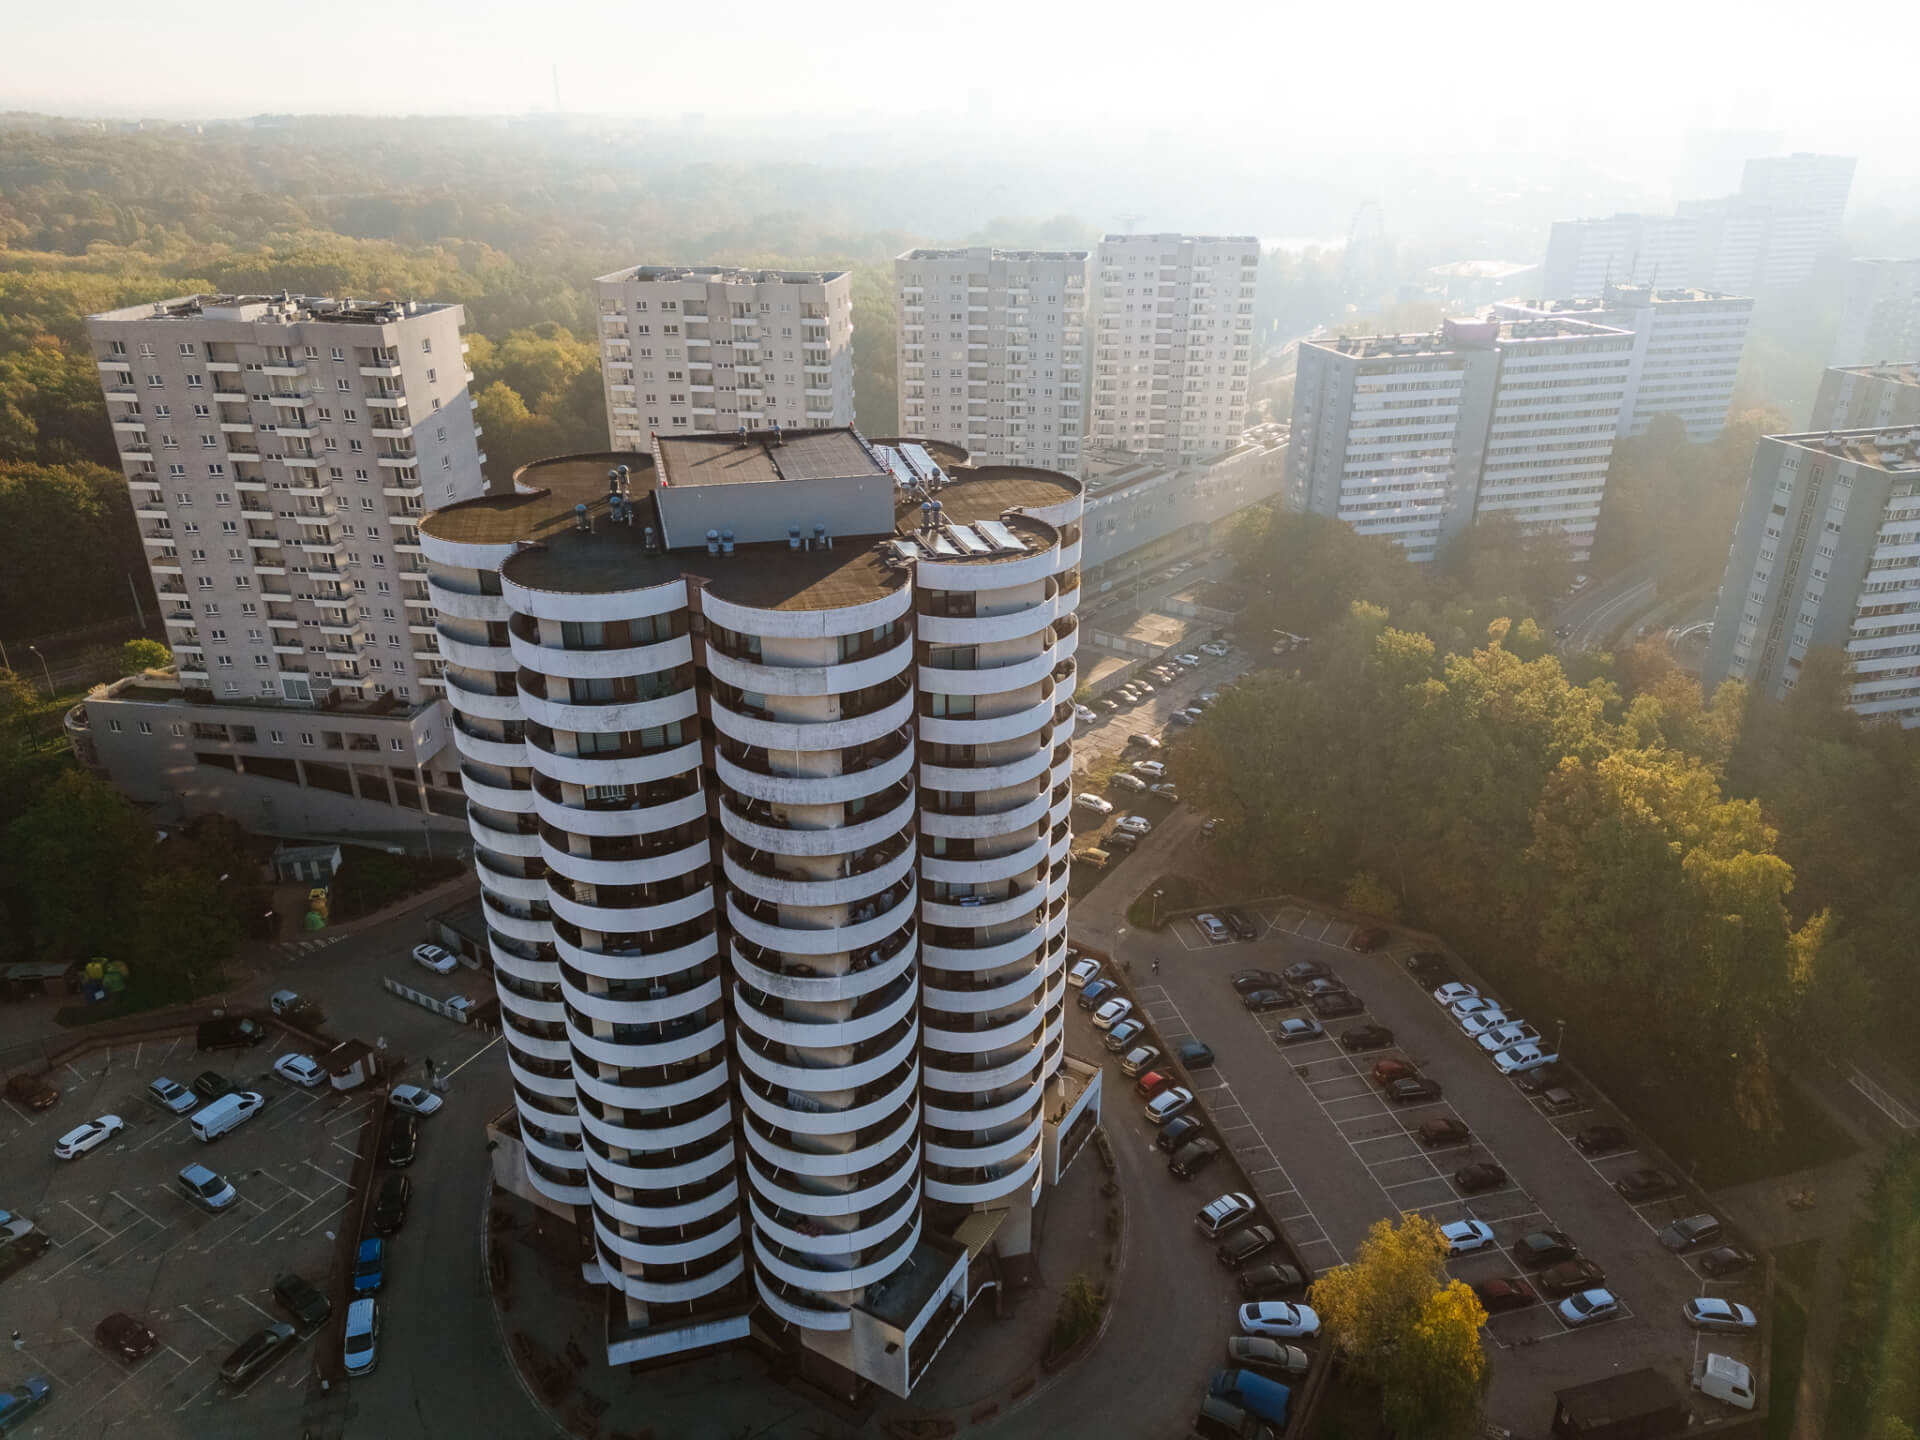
xmin=1429 ymin=980 xmax=1559 ymax=1076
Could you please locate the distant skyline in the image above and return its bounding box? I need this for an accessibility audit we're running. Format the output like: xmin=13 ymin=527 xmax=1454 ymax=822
xmin=9 ymin=0 xmax=1920 ymax=199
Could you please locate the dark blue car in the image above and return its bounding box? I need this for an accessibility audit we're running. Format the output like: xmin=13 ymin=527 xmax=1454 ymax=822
xmin=352 ymin=1236 xmax=386 ymax=1294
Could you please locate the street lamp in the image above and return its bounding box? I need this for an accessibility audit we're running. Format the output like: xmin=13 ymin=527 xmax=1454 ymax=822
xmin=1149 ymin=886 xmax=1165 ymax=930
xmin=1554 ymin=1018 xmax=1567 ymax=1058
xmin=25 ymin=644 xmax=53 ymax=698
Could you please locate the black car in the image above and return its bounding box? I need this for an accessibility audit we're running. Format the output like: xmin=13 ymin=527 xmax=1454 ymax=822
xmin=196 ymin=1015 xmax=266 ymax=1052
xmin=1513 ymin=1063 xmax=1572 ymax=1095
xmin=1349 ymin=927 xmax=1390 ymax=952
xmin=1282 ymin=960 xmax=1329 ymax=985
xmin=1614 ymin=1168 xmax=1678 ymax=1202
xmin=1573 ymin=1124 xmax=1630 ymax=1155
xmin=1312 ymin=991 xmax=1365 ymax=1019
xmin=1156 ymin=1115 xmax=1206 ymax=1154
xmin=1406 ymin=952 xmax=1452 ymax=984
xmin=1176 ymin=1040 xmax=1215 ymax=1070
xmin=1219 ymin=907 xmax=1259 ymax=941
xmin=1387 ymin=1076 xmax=1443 ymax=1103
xmin=1230 ymin=969 xmax=1284 ymax=996
xmin=1538 ymin=1258 xmax=1607 ymax=1296
xmin=1515 ymin=1229 xmax=1577 ymax=1267
xmin=1216 ymin=1224 xmax=1277 ymax=1269
xmin=271 ymin=1272 xmax=332 ymax=1332
xmin=1454 ymin=1162 xmax=1507 ymax=1193
xmin=371 ymin=1173 xmax=412 ymax=1235
xmin=1339 ymin=1024 xmax=1393 ymax=1051
xmin=1658 ymin=1214 xmax=1723 ymax=1252
xmin=381 ymin=1113 xmax=418 ymax=1169
xmin=1699 ymin=1245 xmax=1757 ymax=1278
xmin=1235 ymin=1264 xmax=1306 ymax=1300
xmin=1241 ymin=989 xmax=1291 ymax=1013
xmin=1106 ymin=831 xmax=1140 ymax=855
xmin=220 ymin=1323 xmax=295 ymax=1385
xmin=192 ymin=1071 xmax=235 ymax=1101
xmin=95 ymin=1312 xmax=158 ymax=1360
xmin=1168 ymin=1137 xmax=1221 ymax=1178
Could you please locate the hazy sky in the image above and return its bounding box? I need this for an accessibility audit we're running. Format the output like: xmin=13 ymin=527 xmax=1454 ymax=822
xmin=10 ymin=0 xmax=1920 ymax=195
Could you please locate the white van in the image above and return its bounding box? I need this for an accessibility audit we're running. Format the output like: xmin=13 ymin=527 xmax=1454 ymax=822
xmin=190 ymin=1090 xmax=265 ymax=1142
xmin=1692 ymin=1353 xmax=1755 ymax=1410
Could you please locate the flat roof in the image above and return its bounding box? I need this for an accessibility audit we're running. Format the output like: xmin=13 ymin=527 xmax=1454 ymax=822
xmin=655 ymin=429 xmax=886 ymax=488
xmin=1099 ymin=233 xmax=1259 ymax=245
xmin=1554 ymin=1367 xmax=1684 ymax=1423
xmin=857 ymin=1232 xmax=966 ymax=1330
xmin=1506 ymin=286 xmax=1747 ymax=314
xmin=89 ymin=293 xmax=451 ymax=326
xmin=1832 ymin=362 xmax=1920 ymax=389
xmin=1775 ymin=426 xmax=1920 ymax=473
xmin=897 ymin=247 xmax=1088 ymax=263
xmin=596 ymin=265 xmax=845 ymax=286
xmin=1311 ymin=314 xmax=1630 ymax=361
xmin=421 ymin=442 xmax=1079 ymax=607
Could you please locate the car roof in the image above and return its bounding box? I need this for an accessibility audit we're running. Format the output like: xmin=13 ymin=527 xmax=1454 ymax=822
xmin=346 ymin=1297 xmax=376 ymax=1327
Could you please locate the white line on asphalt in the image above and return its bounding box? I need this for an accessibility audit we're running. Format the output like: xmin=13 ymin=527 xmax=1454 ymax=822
xmin=235 ymin=1294 xmax=276 ymax=1322
xmin=175 ymin=1371 xmax=221 ymax=1411
xmin=444 ymin=1032 xmax=503 ymax=1080
xmin=132 ymin=1117 xmax=186 ymax=1154
xmin=66 ymin=1062 xmax=88 ymax=1083
xmin=299 ymin=1198 xmax=353 ymax=1236
xmin=61 ymin=1199 xmax=110 ymax=1236
xmin=178 ymin=1304 xmax=234 ymax=1344
xmin=111 ymin=1189 xmax=165 ymax=1230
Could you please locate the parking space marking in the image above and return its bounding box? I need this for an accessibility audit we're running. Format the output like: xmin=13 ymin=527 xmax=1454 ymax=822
xmin=111 ymin=1188 xmax=165 ymax=1231
xmin=236 ymin=1293 xmax=277 ymax=1322
xmin=178 ymin=1303 xmax=235 ymax=1344
xmin=132 ymin=1116 xmax=187 ymax=1153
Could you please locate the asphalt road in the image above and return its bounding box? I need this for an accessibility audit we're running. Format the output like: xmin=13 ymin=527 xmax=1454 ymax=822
xmin=1558 ymin=560 xmax=1661 ymax=654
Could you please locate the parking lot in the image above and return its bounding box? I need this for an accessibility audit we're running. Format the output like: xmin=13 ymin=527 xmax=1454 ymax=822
xmin=0 ymin=1026 xmax=367 ymax=1437
xmin=1127 ymin=896 xmax=1765 ymax=1425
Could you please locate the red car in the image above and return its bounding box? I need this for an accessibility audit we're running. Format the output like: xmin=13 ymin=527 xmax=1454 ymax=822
xmin=1472 ymin=1277 xmax=1537 ymax=1314
xmin=1134 ymin=1070 xmax=1172 ymax=1099
xmin=1371 ymin=1058 xmax=1417 ymax=1087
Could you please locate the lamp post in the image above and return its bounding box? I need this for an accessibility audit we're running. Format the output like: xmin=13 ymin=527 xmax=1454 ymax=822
xmin=1554 ymin=1018 xmax=1567 ymax=1059
xmin=26 ymin=644 xmax=54 ymax=698
xmin=1149 ymin=886 xmax=1165 ymax=930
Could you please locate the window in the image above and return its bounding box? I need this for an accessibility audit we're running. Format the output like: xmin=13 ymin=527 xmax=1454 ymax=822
xmin=138 ymin=720 xmax=153 ymax=735
xmin=107 ymin=719 xmax=123 ymax=733
xmin=421 ymin=338 xmax=432 ymax=353
xmin=301 ymin=732 xmax=316 ymax=746
xmin=269 ymin=730 xmax=285 ymax=743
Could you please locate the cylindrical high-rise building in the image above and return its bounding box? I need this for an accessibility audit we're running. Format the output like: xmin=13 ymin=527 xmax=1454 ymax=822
xmin=421 ymin=430 xmax=1101 ymax=1396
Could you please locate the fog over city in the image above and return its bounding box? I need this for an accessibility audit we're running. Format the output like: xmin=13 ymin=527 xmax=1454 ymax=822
xmin=2 ymin=4 xmax=1919 ymax=1439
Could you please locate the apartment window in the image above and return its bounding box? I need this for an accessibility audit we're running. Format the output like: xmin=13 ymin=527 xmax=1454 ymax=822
xmin=184 ymin=375 xmax=203 ymax=389
xmin=389 ymin=738 xmax=405 ymax=752
xmin=107 ymin=719 xmax=123 ymax=733
xmin=178 ymin=342 xmax=198 ymax=357
xmin=301 ymin=732 xmax=316 ymax=746
xmin=110 ymin=340 xmax=126 ymax=355
xmin=269 ymin=730 xmax=285 ymax=743
xmin=337 ymin=378 xmax=351 ymax=392
xmin=426 ymin=368 xmax=436 ymax=384
xmin=421 ymin=338 xmax=432 ymax=353
xmin=138 ymin=720 xmax=153 ymax=735
xmin=330 ymin=347 xmax=345 ymax=362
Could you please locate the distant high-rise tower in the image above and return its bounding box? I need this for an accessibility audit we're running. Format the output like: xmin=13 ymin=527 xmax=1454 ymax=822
xmin=1830 ymin=258 xmax=1920 ymax=369
xmin=1738 ymin=152 xmax=1856 ymax=233
xmin=1089 ymin=235 xmax=1258 ymax=460
xmin=894 ymin=248 xmax=1089 ymax=472
xmin=594 ymin=267 xmax=854 ymax=447
xmin=1810 ymin=363 xmax=1920 ymax=432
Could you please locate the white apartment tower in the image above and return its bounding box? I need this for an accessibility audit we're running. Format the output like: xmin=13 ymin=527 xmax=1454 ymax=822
xmin=421 ymin=429 xmax=1099 ymax=1395
xmin=1739 ymin=152 xmax=1857 ymax=232
xmin=594 ymin=268 xmax=854 ymax=448
xmin=894 ymin=248 xmax=1089 ymax=473
xmin=1811 ymin=364 xmax=1920 ymax=433
xmin=1831 ymin=259 xmax=1920 ymax=369
xmin=1540 ymin=214 xmax=1699 ymax=300
xmin=1497 ymin=284 xmax=1754 ymax=443
xmin=86 ymin=293 xmax=487 ymax=708
xmin=1090 ymin=235 xmax=1259 ymax=459
xmin=1289 ymin=316 xmax=1632 ymax=562
xmin=1704 ymin=427 xmax=1920 ymax=725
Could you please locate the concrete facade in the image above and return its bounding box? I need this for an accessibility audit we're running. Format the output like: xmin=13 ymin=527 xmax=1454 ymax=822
xmin=1811 ymin=364 xmax=1920 ymax=432
xmin=1497 ymin=284 xmax=1754 ymax=443
xmin=1079 ymin=428 xmax=1288 ymax=575
xmin=594 ymin=267 xmax=854 ymax=447
xmin=1541 ymin=213 xmax=1699 ymax=299
xmin=895 ymin=248 xmax=1089 ymax=473
xmin=1289 ymin=316 xmax=1632 ymax=561
xmin=1090 ymin=235 xmax=1259 ymax=460
xmin=1704 ymin=428 xmax=1920 ymax=725
xmin=1739 ymin=152 xmax=1857 ymax=232
xmin=1830 ymin=259 xmax=1920 ymax=370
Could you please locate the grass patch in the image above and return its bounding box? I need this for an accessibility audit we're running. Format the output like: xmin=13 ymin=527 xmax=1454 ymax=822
xmin=1767 ymin=1288 xmax=1809 ymax=1440
xmin=1125 ymin=873 xmax=1219 ymax=930
xmin=328 ymin=847 xmax=465 ymax=921
xmin=1773 ymin=1239 xmax=1820 ymax=1293
xmin=53 ymin=963 xmax=222 ymax=1027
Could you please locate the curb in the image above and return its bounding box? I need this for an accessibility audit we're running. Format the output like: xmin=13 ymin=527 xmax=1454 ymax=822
xmin=478 ymin=1178 xmax=576 ymax=1440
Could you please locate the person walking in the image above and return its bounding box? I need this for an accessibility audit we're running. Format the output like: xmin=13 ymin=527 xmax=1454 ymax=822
xmin=1152 ymin=957 xmax=1161 ymax=975
xmin=10 ymin=1330 xmax=22 ymax=1352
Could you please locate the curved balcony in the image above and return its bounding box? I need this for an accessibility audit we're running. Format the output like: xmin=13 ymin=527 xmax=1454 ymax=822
xmin=425 ymin=583 xmax=513 ymax=623
xmin=751 ymin=1214 xmax=921 ymax=1296
xmin=725 ymin=887 xmax=914 ymax=958
xmin=483 ymin=902 xmax=551 ymax=947
xmin=508 ymin=627 xmax=692 ymax=683
xmin=521 ymin=1125 xmax=587 ymax=1172
xmin=743 ymin=1145 xmax=920 ymax=1220
xmin=924 ymin=1087 xmax=1042 ymax=1133
xmin=921 ymin=1040 xmax=1044 ymax=1094
xmin=717 ymin=787 xmax=913 ymax=858
xmin=553 ymin=929 xmax=719 ymax=985
xmin=742 ymin=1105 xmax=920 ymax=1181
xmin=747 ymin=1187 xmax=918 ymax=1260
xmin=437 ymin=633 xmax=516 ymax=672
xmin=715 ymin=741 xmax=913 ymax=807
xmin=918 ymin=787 xmax=1051 ymax=840
xmin=532 ymin=783 xmax=705 ymax=839
xmin=470 ymin=810 xmax=542 ymax=857
xmin=926 ymin=1109 xmax=1044 ymax=1170
xmin=721 ymin=841 xmax=913 ymax=910
xmin=601 ymin=1246 xmax=745 ymax=1306
xmin=518 ymin=683 xmax=697 ymax=737
xmin=735 ymin=1019 xmax=919 ymax=1095
xmin=586 ymin=1174 xmax=737 ymax=1230
xmin=573 ymin=1064 xmax=734 ymax=1120
xmin=525 ymin=1163 xmax=591 ymax=1210
xmin=923 ymin=1145 xmax=1043 ymax=1206
xmin=918 ymin=647 xmax=1057 ymax=697
xmin=475 ymin=855 xmax=549 ymax=904
xmin=732 ymin=974 xmax=918 ymax=1052
xmin=922 ymin=832 xmax=1049 ymax=887
xmin=918 ymin=693 xmax=1055 ymax=748
xmin=921 ymin=926 xmax=1045 ymax=975
xmin=738 ymin=1061 xmax=919 ymax=1138
xmin=528 ymin=738 xmax=703 ymax=789
xmin=442 ymin=675 xmax=525 ymax=722
xmin=451 ymin=722 xmax=527 ymax=770
xmin=546 ymin=883 xmax=713 ymax=936
xmin=921 ymin=883 xmax=1045 ymax=928
xmin=562 ymin=971 xmax=723 ymax=1028
xmin=918 ymin=744 xmax=1050 ymax=794
xmin=507 ymin=1052 xmax=575 ymax=1101
xmin=541 ymin=834 xmax=709 ymax=889
xmin=569 ymin=1014 xmax=727 ymax=1072
xmin=705 ymin=636 xmax=913 ymax=698
xmin=729 ymin=936 xmax=915 ymax=1005
xmin=752 ymin=1268 xmax=852 ymax=1331
xmin=578 ymin=1097 xmax=734 ymax=1154
xmin=920 ymin=999 xmax=1043 ymax=1056
xmin=920 ymin=963 xmax=1046 ymax=1014
xmin=917 ymin=595 xmax=1057 ymax=646
xmin=497 ymin=981 xmax=567 ymax=1027
xmin=917 ymin=538 xmax=1061 ymax=592
xmin=582 ymin=1144 xmax=734 ymax=1201
xmin=700 ymin=582 xmax=912 ymax=639
xmin=502 ymin=573 xmax=688 ymax=624
xmin=458 ymin=764 xmax=534 ymax=813
xmin=707 ymin=689 xmax=914 ymax=754
xmin=490 ymin=939 xmax=556 ymax=986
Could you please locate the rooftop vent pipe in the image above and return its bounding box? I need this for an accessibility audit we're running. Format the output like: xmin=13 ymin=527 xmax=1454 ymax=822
xmin=721 ymin=528 xmax=735 ymax=556
xmin=706 ymin=529 xmax=721 ymax=556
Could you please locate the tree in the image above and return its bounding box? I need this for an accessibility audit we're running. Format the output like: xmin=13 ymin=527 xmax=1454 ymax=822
xmin=136 ymin=868 xmax=243 ymax=982
xmin=119 ymin=638 xmax=171 ymax=675
xmin=1343 ymin=871 xmax=1400 ymax=922
xmin=1380 ymin=1281 xmax=1490 ymax=1440
xmin=1309 ymin=1215 xmax=1454 ymax=1380
xmin=0 ymin=460 xmax=148 ymax=637
xmin=3 ymin=768 xmax=155 ymax=962
xmin=0 ymin=669 xmax=35 ymax=732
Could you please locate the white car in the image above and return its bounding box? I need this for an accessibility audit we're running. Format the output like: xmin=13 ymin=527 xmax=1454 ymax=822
xmin=268 ymin=989 xmax=303 ymax=1017
xmin=1145 ymin=1087 xmax=1196 ymax=1123
xmin=1114 ymin=815 xmax=1152 ymax=837
xmin=1068 ymin=957 xmax=1102 ymax=989
xmin=1492 ymin=1044 xmax=1560 ymax=1075
xmin=1176 ymin=653 xmax=1202 ymax=667
xmin=1559 ymin=1288 xmax=1621 ymax=1326
xmin=1131 ymin=759 xmax=1167 ymax=779
xmin=1197 ymin=914 xmax=1231 ymax=942
xmin=54 ymin=1114 xmax=125 ymax=1160
xmin=1459 ymin=1009 xmax=1511 ymax=1038
xmin=1439 ymin=1220 xmax=1495 ymax=1255
xmin=1684 ymin=1298 xmax=1758 ymax=1333
xmin=412 ymin=943 xmax=458 ymax=975
xmin=1201 ymin=642 xmax=1231 ymax=657
xmin=1476 ymin=1022 xmax=1540 ymax=1054
xmin=1092 ymin=997 xmax=1134 ymax=1030
xmin=1238 ymin=1302 xmax=1320 ymax=1338
xmin=1433 ymin=982 xmax=1478 ymax=1006
xmin=343 ymin=1297 xmax=379 ymax=1375
xmin=1073 ymin=704 xmax=1097 ymax=724
xmin=273 ymin=1054 xmax=326 ymax=1088
xmin=1449 ymin=995 xmax=1501 ymax=1021
xmin=1075 ymin=792 xmax=1115 ymax=816
xmin=388 ymin=1084 xmax=444 ymax=1117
